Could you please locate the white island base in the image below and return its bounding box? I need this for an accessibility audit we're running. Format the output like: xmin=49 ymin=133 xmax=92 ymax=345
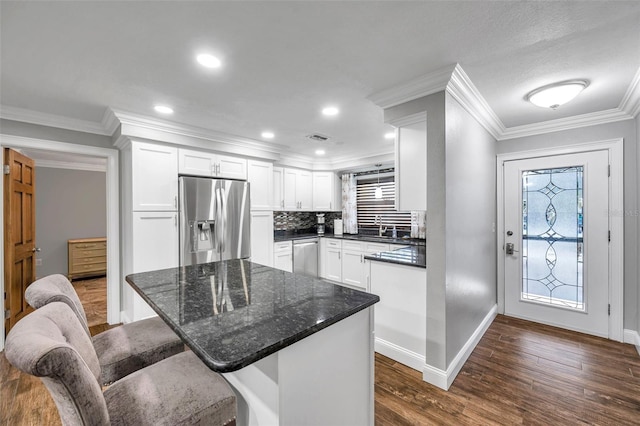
xmin=222 ymin=308 xmax=375 ymax=426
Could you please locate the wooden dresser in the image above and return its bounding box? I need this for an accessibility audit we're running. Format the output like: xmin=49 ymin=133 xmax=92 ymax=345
xmin=68 ymin=237 xmax=107 ymax=281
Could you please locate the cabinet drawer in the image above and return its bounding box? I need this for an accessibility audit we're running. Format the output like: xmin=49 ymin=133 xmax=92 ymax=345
xmin=364 ymin=242 xmax=389 ymax=253
xmin=70 ymin=241 xmax=107 ymax=250
xmin=342 ymin=240 xmax=364 ymax=251
xmin=325 ymin=239 xmax=342 ymax=249
xmin=70 ymin=262 xmax=107 ymax=273
xmin=274 ymin=241 xmax=292 ymax=252
xmin=71 ymin=248 xmax=107 ymax=259
xmin=71 ymin=255 xmax=106 ymax=265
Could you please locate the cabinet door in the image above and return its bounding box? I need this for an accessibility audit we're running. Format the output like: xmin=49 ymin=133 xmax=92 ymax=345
xmin=313 ymin=172 xmax=339 ymax=211
xmin=395 ymin=119 xmax=427 ymax=211
xmin=132 ymin=211 xmax=179 ymax=319
xmin=178 ymin=148 xmax=216 ymax=177
xmin=297 ymin=170 xmax=313 ymax=210
xmin=283 ymin=169 xmax=298 ymax=210
xmin=273 ymin=167 xmax=284 ymax=210
xmin=217 ymin=154 xmax=247 ymax=180
xmin=324 ymin=247 xmax=342 ymax=282
xmin=248 ymin=160 xmax=273 ymax=210
xmin=250 ymin=211 xmax=274 ymax=267
xmin=274 ymin=250 xmax=293 ymax=272
xmin=342 ymin=250 xmax=366 ymax=289
xmin=132 ymin=142 xmax=178 ymax=211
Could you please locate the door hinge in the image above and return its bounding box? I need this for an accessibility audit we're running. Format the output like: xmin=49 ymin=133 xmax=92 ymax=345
xmin=3 ymin=165 xmax=10 ymax=175
xmin=608 ymin=304 xmax=611 ymax=316
xmin=608 ymin=164 xmax=611 ymax=177
xmin=608 ymin=230 xmax=611 ymax=242
xmin=4 ymin=309 xmax=10 ymax=320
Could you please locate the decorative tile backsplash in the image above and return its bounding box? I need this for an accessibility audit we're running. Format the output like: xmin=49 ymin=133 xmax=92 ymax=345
xmin=274 ymin=211 xmax=343 ymax=232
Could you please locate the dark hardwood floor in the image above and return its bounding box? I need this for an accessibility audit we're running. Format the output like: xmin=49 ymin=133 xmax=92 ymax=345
xmin=2 ymin=278 xmax=639 ymax=425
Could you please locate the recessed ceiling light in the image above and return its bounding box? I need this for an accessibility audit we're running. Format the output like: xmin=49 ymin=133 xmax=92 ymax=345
xmin=526 ymin=80 xmax=588 ymax=109
xmin=154 ymin=105 xmax=174 ymax=114
xmin=261 ymin=131 xmax=275 ymax=139
xmin=384 ymin=132 xmax=395 ymax=140
xmin=315 ymin=149 xmax=326 ymax=156
xmin=196 ymin=53 xmax=221 ymax=69
xmin=322 ymin=106 xmax=339 ymax=116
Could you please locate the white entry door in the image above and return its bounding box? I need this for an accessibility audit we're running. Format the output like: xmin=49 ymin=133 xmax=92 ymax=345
xmin=503 ymin=150 xmax=610 ymax=337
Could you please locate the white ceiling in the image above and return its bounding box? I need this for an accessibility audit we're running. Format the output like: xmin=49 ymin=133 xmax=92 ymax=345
xmin=1 ymin=1 xmax=639 ymax=161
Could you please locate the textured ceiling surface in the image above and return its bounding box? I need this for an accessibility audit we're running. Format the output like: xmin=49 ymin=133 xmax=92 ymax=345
xmin=1 ymin=1 xmax=639 ymax=159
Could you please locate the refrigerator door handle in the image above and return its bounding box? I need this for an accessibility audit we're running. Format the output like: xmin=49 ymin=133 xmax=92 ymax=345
xmin=215 ymin=188 xmax=222 ymax=251
xmin=221 ymin=187 xmax=227 ymax=252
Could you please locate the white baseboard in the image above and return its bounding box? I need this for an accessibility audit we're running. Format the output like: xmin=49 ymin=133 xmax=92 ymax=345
xmin=623 ymin=329 xmax=640 ymax=356
xmin=375 ymin=338 xmax=425 ymax=372
xmin=423 ymin=304 xmax=498 ymax=391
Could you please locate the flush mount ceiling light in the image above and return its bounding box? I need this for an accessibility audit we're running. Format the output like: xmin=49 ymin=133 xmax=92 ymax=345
xmin=322 ymin=106 xmax=339 ymax=116
xmin=261 ymin=131 xmax=275 ymax=139
xmin=154 ymin=105 xmax=174 ymax=114
xmin=384 ymin=132 xmax=395 ymax=140
xmin=526 ymin=80 xmax=589 ymax=109
xmin=196 ymin=53 xmax=221 ymax=69
xmin=315 ymin=149 xmax=326 ymax=156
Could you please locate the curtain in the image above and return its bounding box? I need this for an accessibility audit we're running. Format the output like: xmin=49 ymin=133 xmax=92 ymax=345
xmin=411 ymin=211 xmax=426 ymax=239
xmin=341 ymin=173 xmax=358 ymax=234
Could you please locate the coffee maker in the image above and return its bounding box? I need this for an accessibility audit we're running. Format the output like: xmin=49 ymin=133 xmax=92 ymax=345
xmin=316 ymin=214 xmax=325 ymax=235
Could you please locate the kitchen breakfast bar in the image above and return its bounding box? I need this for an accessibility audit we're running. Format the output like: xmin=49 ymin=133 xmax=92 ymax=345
xmin=126 ymin=259 xmax=379 ymax=426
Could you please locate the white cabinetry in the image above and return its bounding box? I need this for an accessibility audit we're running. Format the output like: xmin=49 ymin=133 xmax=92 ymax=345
xmin=273 ymin=167 xmax=284 ymax=210
xmin=178 ymin=148 xmax=247 ymax=180
xmin=341 ymin=240 xmax=367 ymax=290
xmin=273 ymin=241 xmax=293 ymax=272
xmin=370 ymin=261 xmax=426 ymax=371
xmin=322 ymin=238 xmax=342 ymax=282
xmin=123 ymin=141 xmax=180 ymax=322
xmin=283 ymin=168 xmax=312 ymax=210
xmin=250 ymin=211 xmax=274 ymax=267
xmin=313 ymin=171 xmax=341 ymax=211
xmin=248 ymin=160 xmax=273 ymax=210
xmin=391 ymin=113 xmax=427 ymax=211
xmin=132 ymin=142 xmax=178 ymax=211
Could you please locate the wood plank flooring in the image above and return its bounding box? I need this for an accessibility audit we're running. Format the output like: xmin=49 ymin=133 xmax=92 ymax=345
xmin=2 ymin=279 xmax=639 ymax=425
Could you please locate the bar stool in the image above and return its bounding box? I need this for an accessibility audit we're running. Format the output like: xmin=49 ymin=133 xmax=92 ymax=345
xmin=5 ymin=302 xmax=237 ymax=426
xmin=25 ymin=274 xmax=184 ymax=385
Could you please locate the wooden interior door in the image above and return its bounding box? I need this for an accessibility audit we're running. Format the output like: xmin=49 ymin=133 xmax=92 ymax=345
xmin=4 ymin=148 xmax=36 ymax=334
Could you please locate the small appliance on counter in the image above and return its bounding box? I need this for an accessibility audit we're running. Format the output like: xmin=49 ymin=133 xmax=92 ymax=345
xmin=316 ymin=214 xmax=325 ymax=235
xmin=334 ymin=219 xmax=343 ymax=236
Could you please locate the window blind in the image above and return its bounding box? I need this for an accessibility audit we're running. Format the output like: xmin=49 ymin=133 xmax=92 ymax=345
xmin=356 ymin=176 xmax=412 ymax=229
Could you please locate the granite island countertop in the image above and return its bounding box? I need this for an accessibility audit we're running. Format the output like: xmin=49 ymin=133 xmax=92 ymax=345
xmin=125 ymin=259 xmax=379 ymax=373
xmin=364 ymin=245 xmax=426 ymax=268
xmin=274 ymin=230 xmax=425 ymax=246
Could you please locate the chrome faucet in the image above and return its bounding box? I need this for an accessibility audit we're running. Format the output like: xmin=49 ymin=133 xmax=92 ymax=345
xmin=375 ymin=215 xmax=387 ymax=237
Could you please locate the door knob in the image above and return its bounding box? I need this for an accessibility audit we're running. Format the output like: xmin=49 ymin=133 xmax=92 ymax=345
xmin=32 ymin=247 xmax=41 ymax=253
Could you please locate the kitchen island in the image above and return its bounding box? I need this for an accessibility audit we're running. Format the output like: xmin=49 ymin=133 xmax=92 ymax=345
xmin=126 ymin=259 xmax=379 ymax=426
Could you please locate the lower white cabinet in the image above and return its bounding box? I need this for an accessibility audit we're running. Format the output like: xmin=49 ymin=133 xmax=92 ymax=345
xmin=369 ymin=261 xmax=426 ymax=371
xmin=322 ymin=238 xmax=342 ymax=282
xmin=273 ymin=241 xmax=293 ymax=272
xmin=130 ymin=211 xmax=179 ymax=321
xmin=250 ymin=211 xmax=274 ymax=267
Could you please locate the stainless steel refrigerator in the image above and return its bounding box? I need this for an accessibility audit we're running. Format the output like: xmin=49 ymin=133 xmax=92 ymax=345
xmin=179 ymin=176 xmax=251 ymax=267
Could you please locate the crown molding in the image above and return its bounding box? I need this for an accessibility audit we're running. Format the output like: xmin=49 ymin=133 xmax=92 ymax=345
xmin=619 ymin=66 xmax=640 ymax=118
xmin=34 ymin=159 xmax=107 ymax=173
xmin=101 ymin=108 xmax=121 ymax=136
xmin=388 ymin=112 xmax=428 ymax=128
xmin=498 ymin=108 xmax=633 ymax=140
xmin=0 ymin=105 xmax=111 ymax=136
xmin=446 ymin=64 xmax=505 ymax=140
xmin=368 ymin=64 xmax=456 ymax=109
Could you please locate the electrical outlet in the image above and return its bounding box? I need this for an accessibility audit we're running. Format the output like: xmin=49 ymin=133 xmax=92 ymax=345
xmin=35 ymin=258 xmax=42 ymax=266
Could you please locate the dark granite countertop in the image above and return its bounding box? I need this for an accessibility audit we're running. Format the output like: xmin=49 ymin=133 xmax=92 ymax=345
xmin=274 ymin=230 xmax=425 ymax=246
xmin=364 ymin=245 xmax=426 ymax=268
xmin=125 ymin=259 xmax=379 ymax=373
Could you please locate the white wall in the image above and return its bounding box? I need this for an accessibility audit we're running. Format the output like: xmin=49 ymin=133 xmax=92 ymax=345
xmin=496 ymin=119 xmax=639 ymax=331
xmin=35 ymin=167 xmax=106 ymax=277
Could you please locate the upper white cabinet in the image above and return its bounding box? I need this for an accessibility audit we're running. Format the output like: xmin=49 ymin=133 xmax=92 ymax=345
xmin=273 ymin=167 xmax=284 ymax=210
xmin=283 ymin=168 xmax=312 ymax=210
xmin=178 ymin=148 xmax=247 ymax=180
xmin=247 ymin=160 xmax=274 ymax=210
xmin=392 ymin=113 xmax=427 ymax=211
xmin=132 ymin=142 xmax=178 ymax=211
xmin=313 ymin=171 xmax=341 ymax=211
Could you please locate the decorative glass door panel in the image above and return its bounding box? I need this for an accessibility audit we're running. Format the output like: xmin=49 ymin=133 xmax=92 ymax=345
xmin=522 ymin=167 xmax=584 ymax=310
xmin=503 ymin=150 xmax=609 ymax=338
